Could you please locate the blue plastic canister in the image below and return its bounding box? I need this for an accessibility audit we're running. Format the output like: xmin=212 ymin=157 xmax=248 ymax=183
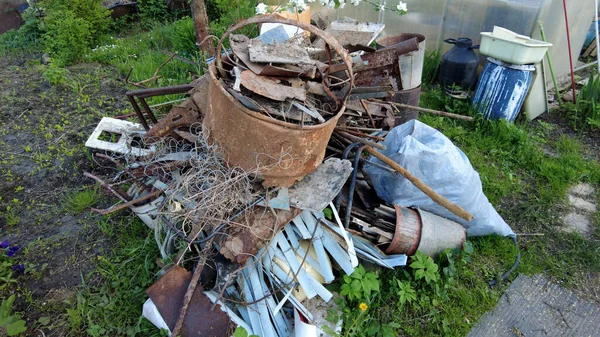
xmin=472 ymin=58 xmax=535 ymax=121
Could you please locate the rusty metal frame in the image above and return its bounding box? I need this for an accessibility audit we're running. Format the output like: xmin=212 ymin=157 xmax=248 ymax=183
xmin=126 ymin=84 xmax=195 ymax=130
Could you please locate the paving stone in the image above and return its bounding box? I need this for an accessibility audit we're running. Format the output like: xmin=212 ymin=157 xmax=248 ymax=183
xmin=468 ymin=274 xmax=600 ymax=337
xmin=568 ymin=195 xmax=598 ymax=213
xmin=569 ymin=183 xmax=596 ymax=197
xmin=561 ymin=212 xmax=591 ymax=234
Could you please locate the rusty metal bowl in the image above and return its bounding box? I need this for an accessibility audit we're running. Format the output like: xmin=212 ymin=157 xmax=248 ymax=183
xmin=204 ymin=15 xmax=354 ymax=187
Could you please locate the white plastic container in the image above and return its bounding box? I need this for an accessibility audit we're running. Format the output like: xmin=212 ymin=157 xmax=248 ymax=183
xmin=480 ymin=26 xmax=552 ymax=64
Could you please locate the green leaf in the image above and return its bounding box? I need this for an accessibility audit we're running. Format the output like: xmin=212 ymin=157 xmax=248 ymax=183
xmin=6 ymin=320 xmax=27 ymax=336
xmin=233 ymin=327 xmax=249 ymax=337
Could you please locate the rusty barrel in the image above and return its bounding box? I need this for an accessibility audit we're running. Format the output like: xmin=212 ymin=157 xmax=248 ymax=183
xmin=386 ymin=205 xmax=466 ymax=256
xmin=204 ymin=15 xmax=354 ymax=188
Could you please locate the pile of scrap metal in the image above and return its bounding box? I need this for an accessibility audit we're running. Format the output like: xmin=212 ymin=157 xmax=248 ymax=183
xmin=83 ymin=14 xmax=478 ymax=337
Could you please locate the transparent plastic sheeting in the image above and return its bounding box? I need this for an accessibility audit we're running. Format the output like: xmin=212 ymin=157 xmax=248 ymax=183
xmin=312 ymin=0 xmax=595 ymax=81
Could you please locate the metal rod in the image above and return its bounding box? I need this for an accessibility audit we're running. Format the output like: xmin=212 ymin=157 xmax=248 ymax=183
xmin=335 ymin=131 xmax=386 ymax=150
xmin=139 ymin=97 xmax=159 ymax=124
xmin=345 ymin=145 xmax=368 ymax=228
xmin=127 ymin=95 xmax=149 ymax=130
xmin=574 ymin=60 xmax=599 ymax=72
xmin=92 ymin=189 xmax=164 ymax=215
xmin=562 ymin=0 xmax=577 ymax=104
xmin=369 ymin=99 xmax=475 ymax=121
xmin=538 ymin=21 xmax=562 ymax=106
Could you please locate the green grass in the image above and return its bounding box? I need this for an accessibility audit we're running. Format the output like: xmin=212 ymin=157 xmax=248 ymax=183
xmin=339 ymin=87 xmax=600 ymax=336
xmin=61 ymin=185 xmax=102 ymax=214
xmin=66 ymin=216 xmax=164 ymax=337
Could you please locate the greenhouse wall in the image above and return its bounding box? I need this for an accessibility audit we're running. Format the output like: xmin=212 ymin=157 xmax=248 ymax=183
xmin=312 ymin=0 xmax=595 ymax=81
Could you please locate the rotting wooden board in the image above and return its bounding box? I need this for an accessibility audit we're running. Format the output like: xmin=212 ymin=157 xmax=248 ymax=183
xmin=240 ymin=70 xmax=306 ymax=101
xmin=249 ymin=38 xmax=313 ymax=64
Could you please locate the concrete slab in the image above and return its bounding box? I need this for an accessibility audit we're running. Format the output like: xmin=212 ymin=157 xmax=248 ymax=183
xmin=468 ymin=274 xmax=600 ymax=337
xmin=561 ymin=212 xmax=591 ymax=234
xmin=568 ymin=195 xmax=597 ymax=213
xmin=569 ymin=183 xmax=596 ymax=197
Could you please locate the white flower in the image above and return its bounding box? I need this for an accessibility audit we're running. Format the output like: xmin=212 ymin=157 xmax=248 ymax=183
xmin=319 ymin=0 xmax=328 ymax=5
xmin=307 ymin=0 xmax=316 ymax=2
xmin=396 ymin=1 xmax=407 ymax=12
xmin=339 ymin=1 xmax=346 ymax=8
xmin=289 ymin=0 xmax=307 ymax=11
xmin=326 ymin=0 xmax=335 ymax=8
xmin=351 ymin=0 xmax=361 ymax=5
xmin=255 ymin=2 xmax=268 ymax=15
xmin=379 ymin=4 xmax=385 ymax=11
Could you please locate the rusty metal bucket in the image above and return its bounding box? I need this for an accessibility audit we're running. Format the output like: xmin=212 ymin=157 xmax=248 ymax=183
xmin=204 ymin=15 xmax=354 ymax=187
xmin=386 ymin=205 xmax=465 ymax=256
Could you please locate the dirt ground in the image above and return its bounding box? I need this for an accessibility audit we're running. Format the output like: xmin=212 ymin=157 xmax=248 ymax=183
xmin=0 ymin=55 xmax=130 ymax=333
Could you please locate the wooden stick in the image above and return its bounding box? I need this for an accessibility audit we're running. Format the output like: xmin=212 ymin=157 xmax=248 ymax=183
xmin=364 ymin=146 xmax=475 ymax=222
xmin=369 ymin=99 xmax=475 ymax=121
xmin=91 ymin=189 xmax=164 ymax=215
xmin=335 ymin=131 xmax=386 ymax=150
xmin=360 ymin=99 xmax=377 ymax=128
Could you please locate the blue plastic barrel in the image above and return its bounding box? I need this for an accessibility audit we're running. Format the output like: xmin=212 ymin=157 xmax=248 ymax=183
xmin=584 ymin=21 xmax=600 ymax=49
xmin=472 ymin=58 xmax=535 ymax=121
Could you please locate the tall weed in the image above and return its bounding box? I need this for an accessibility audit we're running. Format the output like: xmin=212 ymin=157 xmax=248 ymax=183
xmin=573 ymin=71 xmax=600 ymax=130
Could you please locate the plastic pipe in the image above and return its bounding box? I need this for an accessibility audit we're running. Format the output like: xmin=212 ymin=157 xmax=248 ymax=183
xmin=538 ymin=22 xmax=563 ymax=105
xmin=562 ymin=0 xmax=577 ymax=104
xmin=575 ymin=60 xmax=599 ymax=72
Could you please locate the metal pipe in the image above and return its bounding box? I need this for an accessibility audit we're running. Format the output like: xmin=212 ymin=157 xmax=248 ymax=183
xmin=538 ymin=21 xmax=562 ymax=106
xmin=562 ymin=0 xmax=577 ymax=104
xmin=138 ymin=97 xmax=159 ymax=124
xmin=575 ymin=60 xmax=599 ymax=72
xmin=126 ymin=95 xmax=149 ymax=130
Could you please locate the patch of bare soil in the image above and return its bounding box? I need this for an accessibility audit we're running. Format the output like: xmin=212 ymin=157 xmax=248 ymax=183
xmin=537 ymin=111 xmax=600 ymax=164
xmin=0 ymin=55 xmax=130 ymax=333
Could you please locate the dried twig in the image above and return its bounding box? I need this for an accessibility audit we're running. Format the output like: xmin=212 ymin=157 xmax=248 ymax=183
xmin=91 ymin=189 xmax=164 ymax=215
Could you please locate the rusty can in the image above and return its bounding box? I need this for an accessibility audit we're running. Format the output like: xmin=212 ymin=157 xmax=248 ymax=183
xmin=204 ymin=15 xmax=354 ymax=187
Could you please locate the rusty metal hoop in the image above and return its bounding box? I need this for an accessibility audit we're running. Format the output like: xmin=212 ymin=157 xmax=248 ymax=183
xmin=215 ymin=14 xmax=354 ymax=104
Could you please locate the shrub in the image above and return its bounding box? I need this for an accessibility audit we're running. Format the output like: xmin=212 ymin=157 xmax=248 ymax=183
xmin=172 ymin=17 xmax=198 ymax=57
xmin=39 ymin=0 xmax=110 ymax=65
xmin=137 ymin=0 xmax=169 ymax=25
xmin=42 ymin=10 xmax=93 ymax=65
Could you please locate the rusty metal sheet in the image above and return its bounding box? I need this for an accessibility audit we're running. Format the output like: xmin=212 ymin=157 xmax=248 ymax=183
xmin=248 ymin=38 xmax=312 ymax=64
xmin=230 ymin=34 xmax=267 ymax=75
xmin=240 ymin=70 xmax=306 ymax=102
xmin=146 ymin=266 xmax=234 ymax=337
xmin=144 ymin=97 xmax=201 ymax=140
xmin=219 ymin=207 xmax=302 ymax=265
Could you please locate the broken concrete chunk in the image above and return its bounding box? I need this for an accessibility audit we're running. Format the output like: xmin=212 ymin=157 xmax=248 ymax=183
xmin=289 ymin=158 xmax=353 ymax=211
xmin=240 ymin=70 xmax=306 ymax=101
xmin=249 ymin=38 xmax=313 ymax=64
